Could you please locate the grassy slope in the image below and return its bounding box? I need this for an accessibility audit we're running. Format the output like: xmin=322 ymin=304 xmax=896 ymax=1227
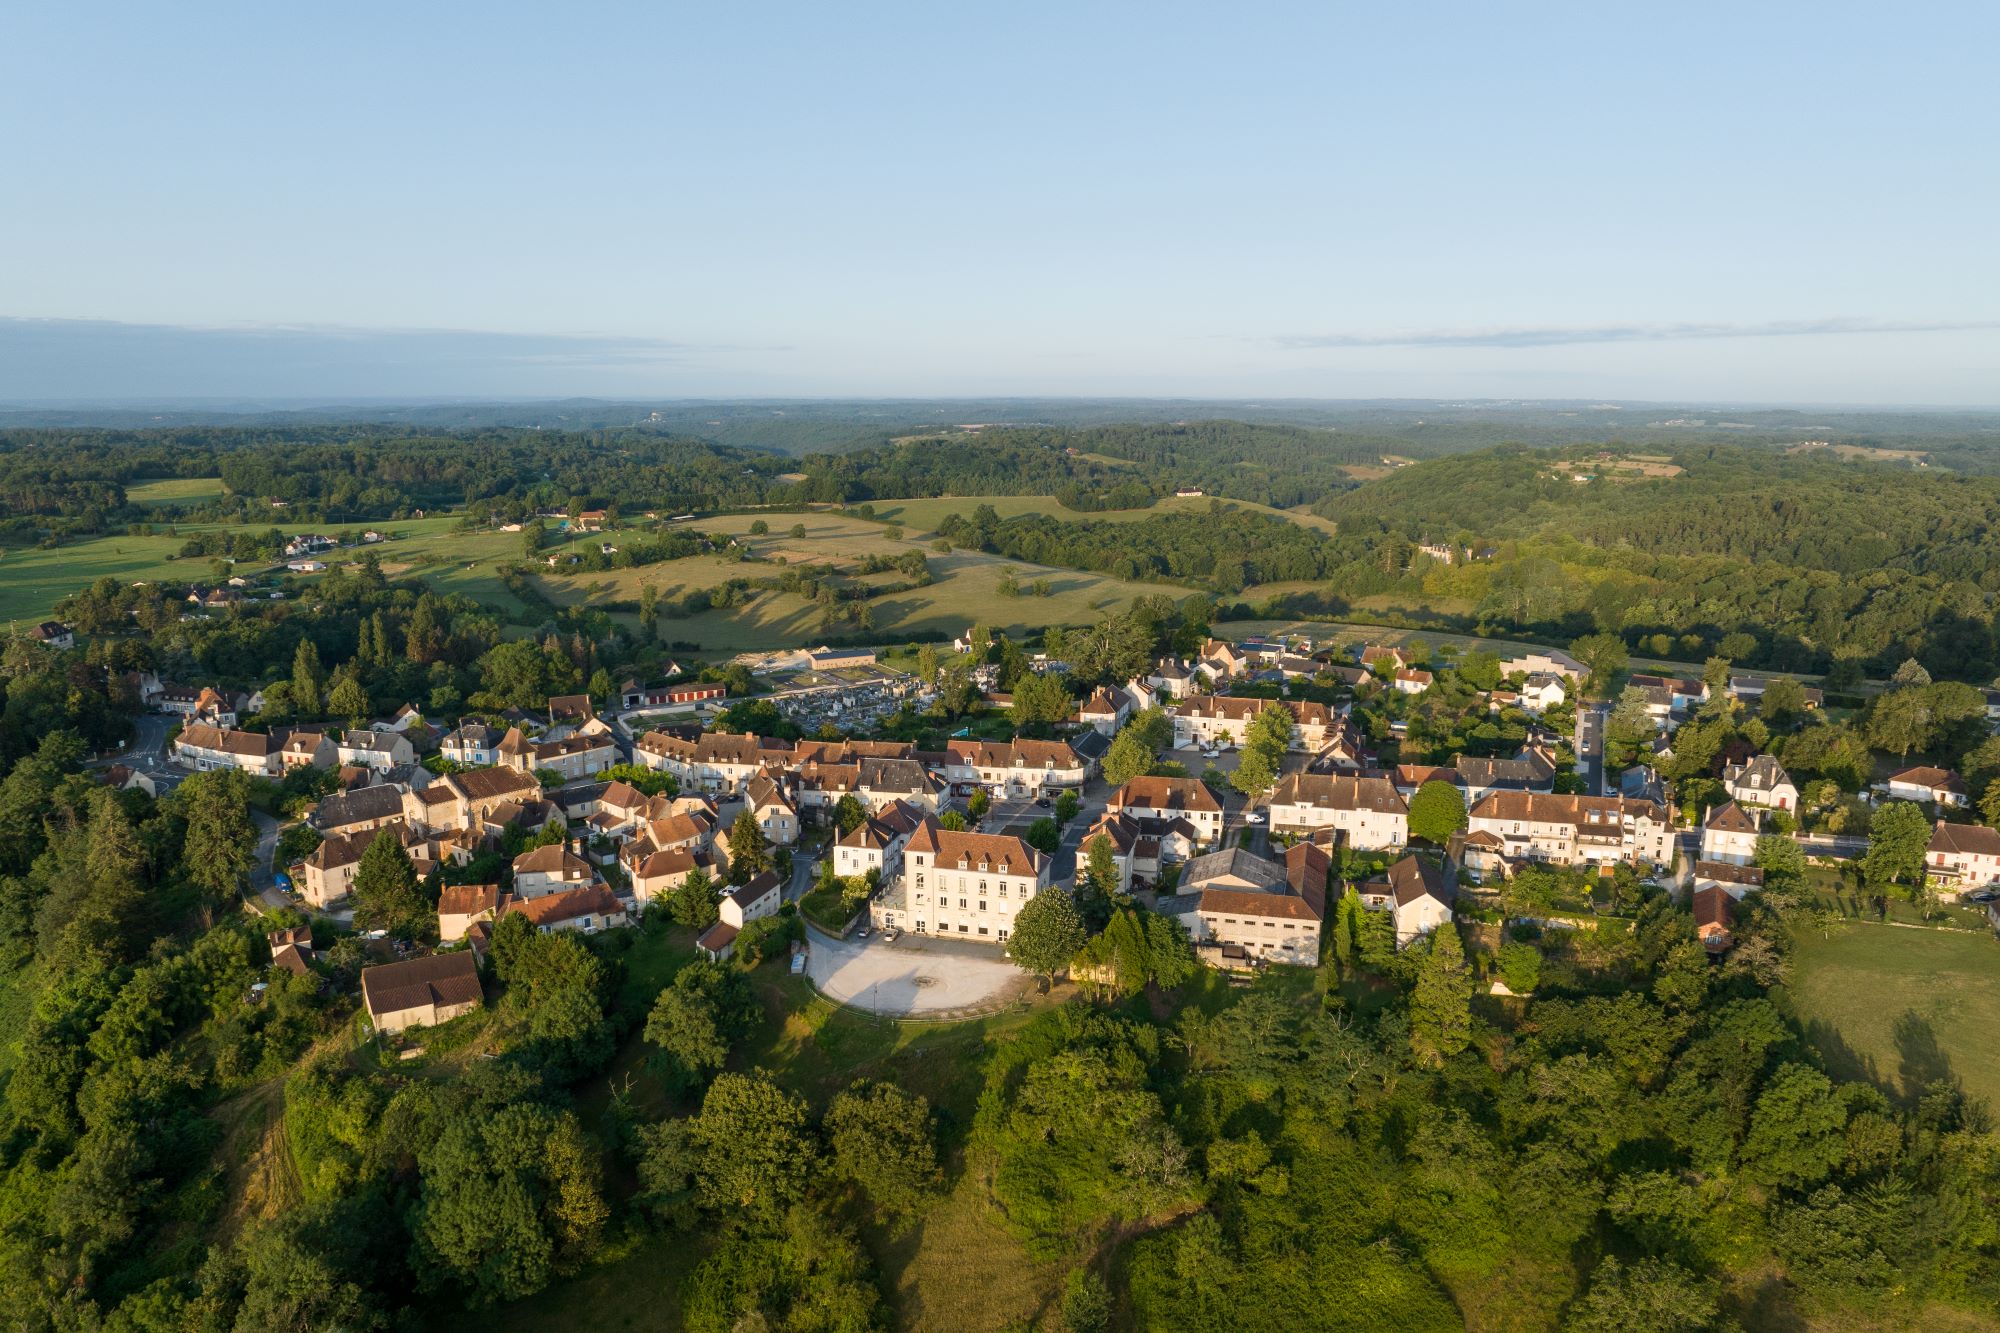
xmin=1789 ymin=923 xmax=2000 ymax=1108
xmin=544 ymin=509 xmax=1192 ymax=650
xmin=0 ymin=534 xmax=195 ymax=622
xmin=487 ymin=949 xmax=1067 ymax=1333
xmin=0 ymin=516 xmax=586 ymax=624
xmin=126 ymin=476 xmax=230 ymax=507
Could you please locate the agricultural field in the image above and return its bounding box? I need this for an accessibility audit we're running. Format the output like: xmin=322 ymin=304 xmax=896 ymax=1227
xmin=1789 ymin=923 xmax=2000 ymax=1109
xmin=540 ymin=509 xmax=1189 ymax=649
xmin=125 ymin=475 xmax=230 ymax=508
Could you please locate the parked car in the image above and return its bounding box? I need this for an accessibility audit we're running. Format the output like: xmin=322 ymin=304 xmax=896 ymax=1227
xmin=1035 ymin=796 xmax=1052 ymax=808
xmin=1243 ymin=811 xmax=1266 ymax=825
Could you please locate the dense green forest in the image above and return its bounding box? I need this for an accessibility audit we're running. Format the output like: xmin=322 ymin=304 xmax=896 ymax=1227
xmin=936 ymin=505 xmax=1338 ymax=592
xmin=0 ymin=420 xmax=1356 ymax=532
xmin=1302 ymin=446 xmax=2000 ymax=681
xmin=2 ymin=541 xmax=2000 ymax=1328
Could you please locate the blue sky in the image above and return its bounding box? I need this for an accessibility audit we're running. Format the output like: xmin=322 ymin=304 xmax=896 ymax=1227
xmin=3 ymin=2 xmax=1996 ymax=402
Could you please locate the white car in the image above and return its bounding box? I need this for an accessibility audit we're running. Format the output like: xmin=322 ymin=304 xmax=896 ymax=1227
xmin=1243 ymin=811 xmax=1266 ymax=825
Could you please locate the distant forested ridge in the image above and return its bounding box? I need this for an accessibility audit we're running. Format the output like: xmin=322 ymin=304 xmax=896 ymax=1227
xmin=9 ymin=420 xmax=2000 ymax=681
xmin=0 ymin=419 xmax=1374 ymax=532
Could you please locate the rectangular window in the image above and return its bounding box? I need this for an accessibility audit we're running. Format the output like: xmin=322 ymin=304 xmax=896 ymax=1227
xmin=979 ymin=901 xmax=987 ymax=912
xmin=958 ymin=923 xmax=969 ymax=933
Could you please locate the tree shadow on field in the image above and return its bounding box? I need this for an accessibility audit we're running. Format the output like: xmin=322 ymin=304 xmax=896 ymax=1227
xmin=1892 ymin=1008 xmax=1956 ymax=1106
xmin=1799 ymin=1016 xmax=1880 ymax=1092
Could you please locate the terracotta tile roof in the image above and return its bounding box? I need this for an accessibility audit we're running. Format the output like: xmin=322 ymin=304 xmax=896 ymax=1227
xmin=438 ymin=883 xmax=502 ymax=918
xmin=452 ymin=766 xmax=541 ymax=802
xmin=305 ymin=829 xmax=388 ymax=871
xmin=1378 ymin=853 xmax=1453 ymax=909
xmin=1176 ymin=692 xmax=1271 ymax=721
xmin=946 ymin=737 xmax=1082 ymax=769
xmin=632 ymin=846 xmax=705 ymax=880
xmin=1109 ymin=776 xmax=1223 ymax=814
xmin=1928 ymin=821 xmax=2000 ymax=857
xmin=1197 ymin=887 xmax=1321 ymax=922
xmin=504 ymin=883 xmax=623 ymax=928
xmin=512 ymin=843 xmax=591 ymax=877
xmin=906 ymin=819 xmax=1045 ymax=878
xmin=179 ymin=723 xmax=276 ymax=757
xmin=696 ymin=920 xmax=740 ymax=953
xmin=361 ymin=952 xmax=482 ymax=1020
xmin=1890 ymin=766 xmax=1965 ymax=793
xmin=1703 ymin=800 xmax=1758 ymax=834
xmin=1473 ymin=791 xmax=1665 ymax=826
xmin=1693 ymin=885 xmax=1733 ymax=931
xmin=1696 ymin=860 xmax=1765 ymax=886
xmin=598 ymin=779 xmax=647 ymax=810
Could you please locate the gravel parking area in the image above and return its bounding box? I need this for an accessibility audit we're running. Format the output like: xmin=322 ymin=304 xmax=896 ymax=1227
xmin=805 ymin=926 xmax=1032 ymax=1018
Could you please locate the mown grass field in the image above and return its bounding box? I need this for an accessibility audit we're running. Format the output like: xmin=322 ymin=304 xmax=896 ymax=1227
xmin=1789 ymin=923 xmax=2000 ymax=1109
xmin=126 ymin=476 xmax=230 ymax=507
xmin=0 ymin=533 xmax=197 ymax=622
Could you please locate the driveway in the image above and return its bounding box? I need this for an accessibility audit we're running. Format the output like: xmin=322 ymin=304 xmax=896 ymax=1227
xmin=804 ymin=925 xmax=1032 ymax=1018
xmin=1576 ymin=702 xmax=1609 ymax=795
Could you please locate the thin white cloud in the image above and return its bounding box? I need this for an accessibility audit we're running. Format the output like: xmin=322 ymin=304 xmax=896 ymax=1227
xmin=1274 ymin=317 xmax=2000 ymax=351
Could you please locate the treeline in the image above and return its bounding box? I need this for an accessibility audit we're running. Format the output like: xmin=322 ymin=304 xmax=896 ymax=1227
xmin=814 ymin=421 xmax=1377 ymax=510
xmin=936 ymin=504 xmax=1337 ymax=593
xmin=1280 ymin=446 xmax=2000 ymax=681
xmin=0 ymin=419 xmax=1377 ymax=537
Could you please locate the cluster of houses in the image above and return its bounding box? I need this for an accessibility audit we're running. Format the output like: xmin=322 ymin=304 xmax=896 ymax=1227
xmin=147 ymin=621 xmax=2000 ymax=1034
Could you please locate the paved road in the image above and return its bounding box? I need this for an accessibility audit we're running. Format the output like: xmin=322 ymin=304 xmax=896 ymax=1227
xmin=784 ymin=842 xmax=820 ymax=904
xmin=1575 ymin=702 xmax=1609 ymax=795
xmin=92 ymin=713 xmax=187 ymax=794
xmin=247 ymin=809 xmax=292 ymax=913
xmin=1051 ymin=792 xmax=1107 ymax=880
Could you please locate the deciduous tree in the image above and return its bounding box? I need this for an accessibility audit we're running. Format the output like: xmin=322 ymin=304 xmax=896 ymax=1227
xmin=1008 ymin=888 xmax=1086 ymax=982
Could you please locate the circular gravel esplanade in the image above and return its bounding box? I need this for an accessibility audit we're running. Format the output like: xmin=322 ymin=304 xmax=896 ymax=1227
xmin=805 ymin=928 xmax=1031 ymax=1018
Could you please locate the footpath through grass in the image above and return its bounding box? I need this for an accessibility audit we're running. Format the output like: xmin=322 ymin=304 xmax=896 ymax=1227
xmin=1789 ymin=921 xmax=2000 ymax=1109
